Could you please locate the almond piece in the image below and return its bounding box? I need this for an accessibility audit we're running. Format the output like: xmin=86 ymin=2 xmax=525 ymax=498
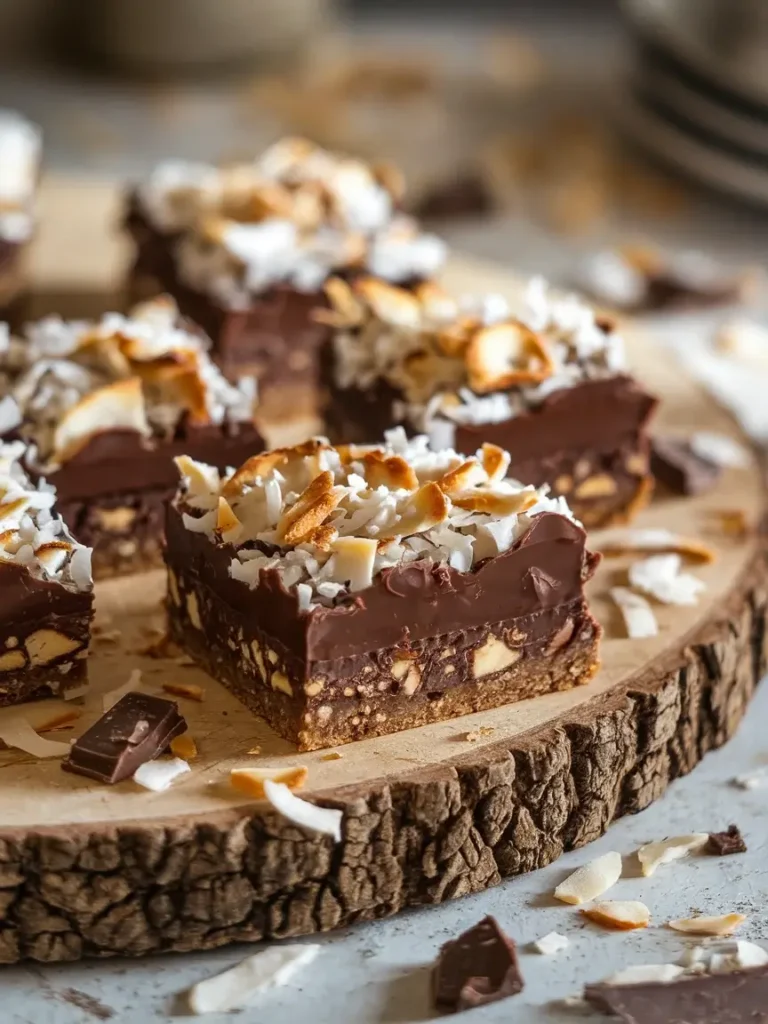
xmin=582 ymin=900 xmax=651 ymax=931
xmin=637 ymin=833 xmax=709 ymax=876
xmin=465 ymin=321 xmax=554 ymax=393
xmin=554 ymin=851 xmax=622 ymax=905
xmin=162 ymin=682 xmax=205 ymax=702
xmin=230 ymin=765 xmax=308 ymax=799
xmin=52 ymin=377 xmax=150 ymax=463
xmin=170 ymin=734 xmax=198 ymax=760
xmin=668 ymin=913 xmax=746 ymax=937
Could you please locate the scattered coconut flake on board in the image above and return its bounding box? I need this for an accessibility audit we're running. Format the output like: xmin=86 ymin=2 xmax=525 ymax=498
xmin=187 ymin=944 xmax=321 ymax=1014
xmin=668 ymin=913 xmax=746 ymax=937
xmin=637 ymin=833 xmax=709 ymax=876
xmin=599 ymin=528 xmax=715 ymax=563
xmin=102 ymin=668 xmax=143 ymax=711
xmin=34 ymin=708 xmax=82 ymax=733
xmin=690 ymin=431 xmax=750 ymax=469
xmin=263 ymin=780 xmax=343 ymax=841
xmin=62 ymin=681 xmax=90 ymax=701
xmin=601 ymin=964 xmax=685 ymax=987
xmin=581 ymin=900 xmax=650 ymax=931
xmin=554 ymin=851 xmax=622 ymax=905
xmin=162 ymin=681 xmax=205 ymax=702
xmin=170 ymin=734 xmax=198 ymax=760
xmin=732 ymin=768 xmax=768 ymax=790
xmin=532 ymin=932 xmax=570 ymax=955
xmin=610 ymin=587 xmax=658 ymax=638
xmin=628 ymin=554 xmax=706 ymax=606
xmin=133 ymin=757 xmax=191 ymax=792
xmin=0 ymin=718 xmax=72 ymax=758
xmin=230 ymin=766 xmax=308 ymax=799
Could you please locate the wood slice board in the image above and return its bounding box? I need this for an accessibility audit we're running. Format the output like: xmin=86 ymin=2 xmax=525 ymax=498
xmin=0 ymin=177 xmax=765 ymax=965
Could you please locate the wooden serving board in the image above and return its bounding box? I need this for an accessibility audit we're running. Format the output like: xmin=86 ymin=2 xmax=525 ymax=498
xmin=0 ymin=178 xmax=765 ymax=965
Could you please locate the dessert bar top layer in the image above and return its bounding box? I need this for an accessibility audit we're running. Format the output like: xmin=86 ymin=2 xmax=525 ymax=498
xmin=172 ymin=428 xmax=582 ymax=613
xmin=328 ymin=275 xmax=627 ymax=435
xmin=0 ymin=111 xmax=41 ymax=245
xmin=0 ymin=296 xmax=257 ymax=472
xmin=131 ymin=137 xmax=446 ymax=306
xmin=0 ymin=439 xmax=92 ymax=595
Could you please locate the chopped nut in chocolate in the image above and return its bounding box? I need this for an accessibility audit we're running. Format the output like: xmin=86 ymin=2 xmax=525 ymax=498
xmin=323 ymin=275 xmax=657 ymax=527
xmin=433 ymin=916 xmax=523 ymax=1012
xmin=0 ymin=440 xmax=93 ymax=707
xmin=165 ymin=430 xmax=601 ymax=749
xmin=707 ymin=825 xmax=747 ymax=857
xmin=0 ymin=297 xmax=263 ymax=577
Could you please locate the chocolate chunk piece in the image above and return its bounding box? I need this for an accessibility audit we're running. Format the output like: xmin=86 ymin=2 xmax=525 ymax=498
xmin=707 ymin=824 xmax=747 ymax=856
xmin=62 ymin=692 xmax=187 ymax=784
xmin=585 ymin=966 xmax=768 ymax=1023
xmin=433 ymin=916 xmax=523 ymax=1012
xmin=651 ymin=435 xmax=721 ymax=496
xmin=414 ymin=172 xmax=496 ymax=221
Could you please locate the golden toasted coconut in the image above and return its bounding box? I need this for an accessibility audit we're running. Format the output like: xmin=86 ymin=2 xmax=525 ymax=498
xmin=315 ymin=277 xmax=367 ymax=329
xmin=302 ymin=523 xmax=339 ymax=551
xmin=354 ymin=277 xmax=422 ymax=329
xmin=465 ymin=321 xmax=555 ymax=393
xmin=174 ymin=455 xmax=220 ymax=494
xmin=480 ymin=442 xmax=510 ymax=482
xmin=414 ymin=281 xmax=458 ymax=322
xmin=282 ymin=492 xmax=341 ymax=546
xmin=0 ymin=497 xmax=31 ymax=522
xmin=223 ymin=440 xmax=330 ymax=497
xmin=379 ymin=481 xmax=449 ymax=541
xmin=362 ymin=451 xmax=419 ymax=491
xmin=436 ymin=459 xmax=486 ymax=496
xmin=435 ymin=315 xmax=478 ymax=357
xmin=452 ymin=489 xmax=539 ymax=516
xmin=216 ymin=496 xmax=241 ymax=536
xmin=52 ymin=377 xmax=149 ymax=464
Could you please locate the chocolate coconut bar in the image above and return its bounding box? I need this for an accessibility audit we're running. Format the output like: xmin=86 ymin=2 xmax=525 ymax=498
xmin=0 ymin=111 xmax=41 ymax=323
xmin=165 ymin=430 xmax=601 ymax=750
xmin=0 ymin=440 xmax=93 ymax=706
xmin=124 ymin=138 xmax=445 ymax=417
xmin=322 ymin=276 xmax=658 ymax=528
xmin=0 ymin=296 xmax=263 ymax=577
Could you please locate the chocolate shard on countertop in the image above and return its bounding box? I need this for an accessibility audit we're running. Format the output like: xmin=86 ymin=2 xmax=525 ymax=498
xmin=433 ymin=915 xmax=523 ymax=1013
xmin=651 ymin=435 xmax=721 ymax=496
xmin=62 ymin=692 xmax=187 ymax=784
xmin=707 ymin=824 xmax=747 ymax=856
xmin=584 ymin=966 xmax=768 ymax=1023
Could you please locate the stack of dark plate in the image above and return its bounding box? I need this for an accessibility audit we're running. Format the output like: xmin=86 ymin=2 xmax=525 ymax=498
xmin=622 ymin=0 xmax=768 ymax=205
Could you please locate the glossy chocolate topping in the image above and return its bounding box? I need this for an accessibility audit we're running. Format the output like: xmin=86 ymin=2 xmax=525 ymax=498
xmin=0 ymin=561 xmax=92 ymax=625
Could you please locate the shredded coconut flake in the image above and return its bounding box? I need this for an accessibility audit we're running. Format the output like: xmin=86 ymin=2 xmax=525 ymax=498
xmin=637 ymin=833 xmax=709 ymax=876
xmin=133 ymin=757 xmax=191 ymax=792
xmin=263 ymin=779 xmax=343 ymax=840
xmin=186 ymin=944 xmax=321 ymax=1014
xmin=554 ymin=851 xmax=622 ymax=905
xmin=602 ymin=964 xmax=685 ymax=987
xmin=611 ymin=587 xmax=658 ymax=638
xmin=628 ymin=554 xmax=706 ymax=606
xmin=531 ymin=932 xmax=570 ymax=955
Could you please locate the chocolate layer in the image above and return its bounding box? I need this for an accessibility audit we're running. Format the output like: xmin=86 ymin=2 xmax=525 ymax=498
xmin=584 ymin=966 xmax=768 ymax=1023
xmin=324 ymin=374 xmax=657 ymax=528
xmin=0 ymin=562 xmax=93 ymax=707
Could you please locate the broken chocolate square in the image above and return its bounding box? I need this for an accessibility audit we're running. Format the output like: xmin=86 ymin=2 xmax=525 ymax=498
xmin=164 ymin=431 xmax=601 ymax=750
xmin=0 ymin=296 xmax=263 ymax=577
xmin=707 ymin=824 xmax=747 ymax=857
xmin=322 ymin=275 xmax=657 ymax=528
xmin=0 ymin=110 xmax=40 ymax=324
xmin=62 ymin=691 xmax=187 ymax=784
xmin=123 ymin=138 xmax=445 ymax=417
xmin=0 ymin=440 xmax=93 ymax=707
xmin=651 ymin=435 xmax=721 ymax=496
xmin=585 ymin=966 xmax=768 ymax=1023
xmin=433 ymin=916 xmax=524 ymax=1012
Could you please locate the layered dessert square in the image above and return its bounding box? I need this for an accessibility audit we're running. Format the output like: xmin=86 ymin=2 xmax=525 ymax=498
xmin=322 ymin=276 xmax=658 ymax=528
xmin=0 ymin=440 xmax=93 ymax=706
xmin=165 ymin=430 xmax=601 ymax=750
xmin=0 ymin=296 xmax=263 ymax=577
xmin=123 ymin=137 xmax=445 ymax=417
xmin=0 ymin=111 xmax=41 ymax=322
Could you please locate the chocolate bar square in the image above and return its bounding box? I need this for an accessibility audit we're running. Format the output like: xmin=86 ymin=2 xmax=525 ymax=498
xmin=0 ymin=111 xmax=41 ymax=325
xmin=0 ymin=440 xmax=93 ymax=706
xmin=123 ymin=138 xmax=445 ymax=419
xmin=0 ymin=296 xmax=264 ymax=578
xmin=164 ymin=431 xmax=601 ymax=751
xmin=321 ymin=276 xmax=658 ymax=528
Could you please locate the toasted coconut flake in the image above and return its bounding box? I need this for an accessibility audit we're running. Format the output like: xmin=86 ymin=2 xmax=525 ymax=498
xmin=690 ymin=431 xmax=750 ymax=469
xmin=602 ymin=964 xmax=685 ymax=987
xmin=230 ymin=765 xmax=308 ymax=799
xmin=629 ymin=554 xmax=706 ymax=606
xmin=668 ymin=913 xmax=746 ymax=937
xmin=582 ymin=900 xmax=651 ymax=931
xmin=479 ymin=442 xmax=510 ymax=482
xmin=599 ymin=528 xmax=715 ymax=563
xmin=175 ymin=455 xmax=221 ymax=496
xmin=355 ymin=277 xmax=422 ymax=329
xmin=216 ymin=496 xmax=241 ymax=540
xmin=34 ymin=708 xmax=82 ymax=733
xmin=380 ymin=481 xmax=449 ymax=540
xmin=610 ymin=587 xmax=658 ymax=638
xmin=162 ymin=681 xmax=205 ymax=702
xmin=638 ymin=833 xmax=709 ymax=876
xmin=52 ymin=377 xmax=149 ymax=463
xmin=102 ymin=668 xmax=143 ymax=711
xmin=0 ymin=718 xmax=72 ymax=758
xmin=186 ymin=944 xmax=321 ymax=1014
xmin=465 ymin=321 xmax=554 ymax=393
xmin=170 ymin=734 xmax=198 ymax=760
xmin=321 ymin=751 xmax=343 ymax=761
xmin=282 ymin=491 xmax=340 ymax=546
xmin=465 ymin=725 xmax=495 ymax=743
xmin=436 ymin=459 xmax=486 ymax=496
xmin=362 ymin=451 xmax=418 ymax=491
xmin=554 ymin=851 xmax=622 ymax=905
xmin=263 ymin=779 xmax=343 ymax=840
xmin=222 ymin=451 xmax=289 ymax=497
xmin=133 ymin=757 xmax=191 ymax=792
xmin=452 ymin=488 xmax=538 ymax=516
xmin=531 ymin=932 xmax=569 ymax=955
